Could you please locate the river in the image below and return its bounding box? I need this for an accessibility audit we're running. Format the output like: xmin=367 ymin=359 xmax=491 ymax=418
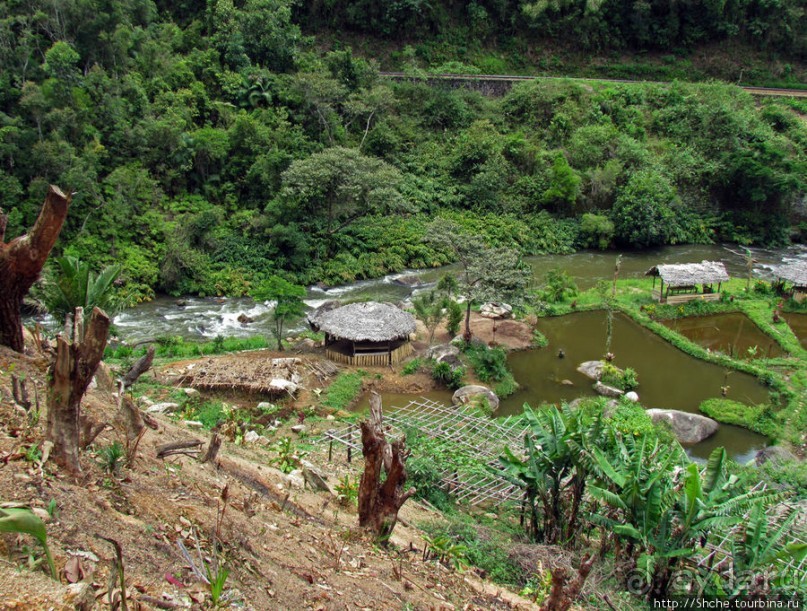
xmin=111 ymin=243 xmax=807 ymax=342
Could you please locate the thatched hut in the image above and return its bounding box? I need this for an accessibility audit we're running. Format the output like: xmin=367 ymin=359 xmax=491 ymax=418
xmin=772 ymin=261 xmax=807 ymax=302
xmin=646 ymin=261 xmax=729 ymax=304
xmin=308 ymin=301 xmax=416 ymax=366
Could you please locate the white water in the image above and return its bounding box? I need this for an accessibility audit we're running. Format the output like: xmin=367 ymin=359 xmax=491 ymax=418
xmin=83 ymin=243 xmax=807 ymax=342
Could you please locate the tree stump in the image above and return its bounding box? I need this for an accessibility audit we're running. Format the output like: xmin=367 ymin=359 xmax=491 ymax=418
xmin=357 ymin=391 xmax=415 ymax=544
xmin=0 ymin=186 xmax=70 ymax=352
xmin=46 ymin=306 xmax=110 ymax=473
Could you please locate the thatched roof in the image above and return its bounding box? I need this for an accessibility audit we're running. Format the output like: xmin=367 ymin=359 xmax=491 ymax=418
xmin=308 ymin=301 xmax=416 ymax=342
xmin=165 ymin=356 xmax=302 ymax=396
xmin=773 ymin=261 xmax=807 ymax=288
xmin=646 ymin=261 xmax=729 ymax=287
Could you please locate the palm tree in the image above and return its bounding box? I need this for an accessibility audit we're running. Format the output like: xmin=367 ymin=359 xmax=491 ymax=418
xmin=43 ymin=256 xmax=121 ymax=329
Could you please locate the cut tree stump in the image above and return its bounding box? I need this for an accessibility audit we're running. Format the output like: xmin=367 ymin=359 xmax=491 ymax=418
xmin=45 ymin=306 xmax=110 ymax=473
xmin=357 ymin=391 xmax=415 ymax=544
xmin=0 ymin=186 xmax=70 ymax=352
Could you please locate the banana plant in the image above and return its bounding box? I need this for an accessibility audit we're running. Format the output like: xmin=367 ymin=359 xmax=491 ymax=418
xmin=729 ymin=503 xmax=807 ymax=597
xmin=0 ymin=506 xmax=58 ymax=580
xmin=499 ymin=403 xmax=604 ymax=545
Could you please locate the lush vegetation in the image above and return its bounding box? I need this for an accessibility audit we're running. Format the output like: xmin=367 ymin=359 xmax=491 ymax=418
xmin=295 ymin=0 xmax=806 ymax=66
xmin=1 ymin=2 xmax=805 ymax=305
xmin=498 ymin=401 xmax=805 ymax=600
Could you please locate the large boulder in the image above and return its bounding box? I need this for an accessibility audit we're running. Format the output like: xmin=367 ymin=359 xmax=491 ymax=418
xmin=754 ymin=445 xmax=798 ymax=467
xmin=577 ymin=361 xmax=604 ymax=381
xmin=452 ymin=385 xmax=499 ymax=412
xmin=425 ymin=343 xmax=462 ymax=367
xmin=392 ymin=273 xmax=428 ymax=288
xmin=646 ymin=409 xmax=719 ymax=444
xmin=479 ymin=302 xmax=513 ymax=319
xmin=594 ymin=381 xmax=624 ymax=398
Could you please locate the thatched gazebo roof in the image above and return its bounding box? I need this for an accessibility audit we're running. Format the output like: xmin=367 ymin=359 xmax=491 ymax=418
xmin=646 ymin=261 xmax=729 ymax=287
xmin=308 ymin=301 xmax=416 ymax=342
xmin=773 ymin=261 xmax=807 ymax=289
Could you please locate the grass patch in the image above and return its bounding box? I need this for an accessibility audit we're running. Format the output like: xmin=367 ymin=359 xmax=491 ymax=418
xmin=421 ymin=513 xmax=524 ymax=586
xmin=699 ymin=398 xmax=775 ymax=437
xmin=195 ymin=400 xmax=227 ymax=429
xmin=402 ymin=357 xmax=425 ymax=375
xmin=321 ymin=371 xmax=367 ymax=410
xmin=105 ymin=335 xmax=270 ymax=361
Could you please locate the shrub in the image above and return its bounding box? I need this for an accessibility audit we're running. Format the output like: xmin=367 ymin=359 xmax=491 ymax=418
xmin=464 ymin=344 xmax=509 ymax=383
xmin=539 ymin=269 xmax=578 ymax=303
xmin=599 ymin=363 xmax=639 ymax=391
xmin=699 ymin=398 xmax=772 ymax=434
xmin=196 ymin=401 xmax=226 ymax=429
xmin=532 ymin=329 xmax=549 ymax=347
xmin=402 ymin=358 xmax=424 ymax=375
xmin=431 ymin=361 xmax=465 ymax=390
xmin=446 ymin=301 xmax=464 ymax=337
xmin=579 ymin=213 xmax=615 ymax=250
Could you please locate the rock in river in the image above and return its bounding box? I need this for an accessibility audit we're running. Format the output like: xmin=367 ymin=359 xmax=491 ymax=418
xmin=452 ymin=385 xmax=499 ymax=412
xmin=646 ymin=409 xmax=719 ymax=444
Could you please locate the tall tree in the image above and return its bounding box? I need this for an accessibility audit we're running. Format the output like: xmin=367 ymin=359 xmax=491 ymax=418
xmin=426 ymin=219 xmax=530 ymax=340
xmin=251 ymin=275 xmax=307 ymax=350
xmin=278 ymin=147 xmax=410 ymax=258
xmin=0 ymin=186 xmax=70 ymax=352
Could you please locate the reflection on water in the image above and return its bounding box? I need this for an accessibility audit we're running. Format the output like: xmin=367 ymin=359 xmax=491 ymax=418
xmin=501 ymin=311 xmax=769 ymax=460
xmin=783 ymin=313 xmax=807 ymax=349
xmin=662 ymin=313 xmax=785 ymax=359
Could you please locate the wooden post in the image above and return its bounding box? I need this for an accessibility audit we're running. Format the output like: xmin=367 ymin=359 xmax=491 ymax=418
xmin=46 ymin=307 xmax=111 ymax=473
xmin=0 ymin=186 xmax=70 ymax=352
xmin=357 ymin=391 xmax=415 ymax=544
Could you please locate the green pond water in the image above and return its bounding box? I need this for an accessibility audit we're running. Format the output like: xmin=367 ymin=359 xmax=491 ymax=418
xmin=661 ymin=313 xmax=785 ymax=359
xmin=784 ymin=313 xmax=807 ymax=349
xmin=500 ymin=311 xmax=769 ymax=461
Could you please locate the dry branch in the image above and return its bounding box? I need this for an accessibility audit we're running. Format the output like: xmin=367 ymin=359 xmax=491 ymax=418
xmin=11 ymin=374 xmax=30 ymax=411
xmin=541 ymin=553 xmax=596 ymax=611
xmin=122 ymin=345 xmax=155 ymax=389
xmin=46 ymin=306 xmax=110 ymax=472
xmin=156 ymin=440 xmax=203 ymax=459
xmin=201 ymin=431 xmax=222 ymax=464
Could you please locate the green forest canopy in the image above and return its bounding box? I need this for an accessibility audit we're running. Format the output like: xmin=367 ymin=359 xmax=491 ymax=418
xmin=0 ymin=0 xmax=805 ymax=302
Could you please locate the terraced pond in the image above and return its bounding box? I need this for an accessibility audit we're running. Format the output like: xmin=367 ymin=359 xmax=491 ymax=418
xmin=661 ymin=312 xmax=785 ymax=359
xmin=500 ymin=311 xmax=769 ymax=461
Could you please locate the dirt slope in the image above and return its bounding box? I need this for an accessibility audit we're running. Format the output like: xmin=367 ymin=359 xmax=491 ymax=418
xmin=0 ymin=344 xmax=536 ymax=610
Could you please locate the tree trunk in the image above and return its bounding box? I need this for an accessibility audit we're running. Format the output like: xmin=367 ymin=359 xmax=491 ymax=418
xmin=46 ymin=306 xmax=110 ymax=473
xmin=0 ymin=186 xmax=70 ymax=352
xmin=542 ymin=554 xmax=595 ymax=611
xmin=357 ymin=392 xmax=415 ymax=545
xmin=463 ymin=301 xmax=473 ymax=341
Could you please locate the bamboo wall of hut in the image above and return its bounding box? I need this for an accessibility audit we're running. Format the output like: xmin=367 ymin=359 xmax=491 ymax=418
xmin=325 ymin=341 xmax=413 ymax=367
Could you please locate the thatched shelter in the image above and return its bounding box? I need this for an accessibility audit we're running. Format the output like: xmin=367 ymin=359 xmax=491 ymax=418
xmin=165 ymin=355 xmax=302 ymax=396
xmin=646 ymin=261 xmax=729 ymax=304
xmin=772 ymin=261 xmax=807 ymax=302
xmin=308 ymin=301 xmax=416 ymax=366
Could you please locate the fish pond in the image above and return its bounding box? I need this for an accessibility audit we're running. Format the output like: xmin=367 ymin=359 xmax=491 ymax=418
xmin=661 ymin=313 xmax=785 ymax=359
xmin=500 ymin=311 xmax=769 ymax=461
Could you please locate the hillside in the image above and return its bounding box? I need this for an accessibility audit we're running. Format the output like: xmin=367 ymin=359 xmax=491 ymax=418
xmin=1 ymin=1 xmax=806 ymax=305
xmin=0 ymin=342 xmax=538 ymax=610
